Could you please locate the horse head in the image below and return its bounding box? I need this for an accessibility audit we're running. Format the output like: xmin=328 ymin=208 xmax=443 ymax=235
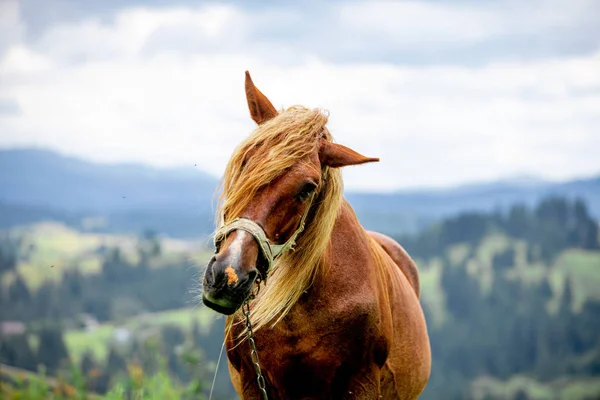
xmin=202 ymin=71 xmax=379 ymax=316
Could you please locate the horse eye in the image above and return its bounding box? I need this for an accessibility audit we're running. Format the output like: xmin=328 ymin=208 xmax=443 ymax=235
xmin=296 ymin=182 xmax=316 ymax=202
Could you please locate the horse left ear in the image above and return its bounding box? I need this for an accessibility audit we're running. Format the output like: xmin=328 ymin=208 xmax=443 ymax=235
xmin=245 ymin=71 xmax=278 ymax=125
xmin=319 ymin=139 xmax=379 ymax=168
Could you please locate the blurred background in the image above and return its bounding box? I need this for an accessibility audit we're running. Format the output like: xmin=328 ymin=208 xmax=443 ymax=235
xmin=1 ymin=0 xmax=599 ymax=399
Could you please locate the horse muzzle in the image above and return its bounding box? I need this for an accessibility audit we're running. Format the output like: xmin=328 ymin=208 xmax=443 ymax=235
xmin=202 ymin=254 xmax=258 ymax=315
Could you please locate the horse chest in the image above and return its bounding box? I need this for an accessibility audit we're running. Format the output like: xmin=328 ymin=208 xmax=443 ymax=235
xmin=229 ymin=301 xmax=387 ymax=399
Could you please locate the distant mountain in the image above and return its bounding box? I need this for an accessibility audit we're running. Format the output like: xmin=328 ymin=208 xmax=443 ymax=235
xmin=347 ymin=175 xmax=600 ymax=234
xmin=1 ymin=148 xmax=598 ymax=237
xmin=0 ymin=148 xmax=220 ymax=235
xmin=0 ymin=148 xmax=219 ymax=212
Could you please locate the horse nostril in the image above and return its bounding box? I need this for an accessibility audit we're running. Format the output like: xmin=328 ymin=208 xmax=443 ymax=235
xmin=247 ymin=269 xmax=258 ymax=282
xmin=204 ymin=256 xmax=217 ymax=285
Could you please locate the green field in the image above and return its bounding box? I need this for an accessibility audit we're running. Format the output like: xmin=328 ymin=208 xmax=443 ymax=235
xmin=65 ymin=307 xmax=219 ymax=363
xmin=551 ymin=250 xmax=600 ymax=312
xmin=3 ymin=222 xmax=214 ymax=290
xmin=418 ymin=258 xmax=446 ymax=327
xmin=471 ymin=375 xmax=600 ymax=400
xmin=65 ymin=324 xmax=118 ymax=364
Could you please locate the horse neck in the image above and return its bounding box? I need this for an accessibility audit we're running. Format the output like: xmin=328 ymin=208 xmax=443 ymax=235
xmin=299 ymin=198 xmax=377 ymax=303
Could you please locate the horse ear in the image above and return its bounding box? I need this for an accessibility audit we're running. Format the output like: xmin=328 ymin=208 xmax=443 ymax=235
xmin=245 ymin=71 xmax=278 ymax=125
xmin=319 ymin=139 xmax=379 ymax=168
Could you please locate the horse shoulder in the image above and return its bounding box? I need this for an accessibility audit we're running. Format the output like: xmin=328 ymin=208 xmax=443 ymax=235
xmin=366 ymin=230 xmax=421 ymax=299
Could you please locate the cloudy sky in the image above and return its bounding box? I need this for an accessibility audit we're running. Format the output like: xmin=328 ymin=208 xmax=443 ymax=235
xmin=1 ymin=0 xmax=599 ymax=191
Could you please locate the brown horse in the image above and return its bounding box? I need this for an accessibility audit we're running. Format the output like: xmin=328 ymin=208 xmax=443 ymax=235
xmin=202 ymin=72 xmax=431 ymax=399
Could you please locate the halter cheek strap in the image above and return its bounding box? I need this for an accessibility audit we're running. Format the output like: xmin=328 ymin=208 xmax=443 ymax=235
xmin=213 ymin=192 xmax=315 ymax=278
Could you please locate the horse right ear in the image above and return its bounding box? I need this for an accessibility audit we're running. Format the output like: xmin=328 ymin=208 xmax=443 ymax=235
xmin=319 ymin=139 xmax=380 ymax=168
xmin=245 ymin=71 xmax=278 ymax=125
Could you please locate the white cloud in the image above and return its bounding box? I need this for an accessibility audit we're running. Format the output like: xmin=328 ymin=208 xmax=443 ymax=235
xmin=0 ymin=0 xmax=24 ymax=54
xmin=1 ymin=45 xmax=53 ymax=74
xmin=337 ymin=0 xmax=596 ymax=46
xmin=1 ymin=2 xmax=599 ymax=192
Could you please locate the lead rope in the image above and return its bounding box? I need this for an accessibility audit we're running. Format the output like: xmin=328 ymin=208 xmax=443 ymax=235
xmin=207 ymin=281 xmax=267 ymax=400
xmin=208 ymin=338 xmax=226 ymax=400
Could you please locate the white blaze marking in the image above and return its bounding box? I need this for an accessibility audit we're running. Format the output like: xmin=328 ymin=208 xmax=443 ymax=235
xmin=229 ymin=230 xmax=247 ymax=265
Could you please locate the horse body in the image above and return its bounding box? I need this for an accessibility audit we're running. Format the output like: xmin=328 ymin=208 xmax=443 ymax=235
xmin=225 ymin=201 xmax=431 ymax=399
xmin=202 ymin=72 xmax=431 ymax=399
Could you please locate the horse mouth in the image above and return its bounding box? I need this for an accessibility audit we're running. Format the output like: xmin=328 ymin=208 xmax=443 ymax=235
xmin=202 ymin=294 xmax=239 ymax=315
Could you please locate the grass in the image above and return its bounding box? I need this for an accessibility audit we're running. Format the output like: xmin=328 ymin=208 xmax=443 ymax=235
xmin=1 ymin=351 xmax=209 ymax=400
xmin=560 ymin=377 xmax=600 ymax=400
xmin=6 ymin=222 xmax=213 ymax=290
xmin=65 ymin=307 xmax=219 ymax=363
xmin=1 ymin=362 xmax=101 ymax=400
xmin=550 ymin=249 xmax=600 ymax=312
xmin=419 ymin=259 xmax=446 ymax=327
xmin=26 ymin=222 xmax=102 ymax=260
xmin=468 ymin=234 xmax=511 ymax=293
xmin=475 ymin=233 xmax=511 ymax=269
xmin=471 ymin=374 xmax=600 ymax=400
xmin=66 ymin=325 xmax=117 ymax=364
xmin=7 ymin=222 xmax=131 ymax=289
xmin=507 ymin=241 xmax=548 ymax=286
xmin=447 ymin=243 xmax=471 ymax=267
xmin=510 ymin=262 xmax=547 ymax=284
xmin=129 ymin=308 xmax=216 ymax=333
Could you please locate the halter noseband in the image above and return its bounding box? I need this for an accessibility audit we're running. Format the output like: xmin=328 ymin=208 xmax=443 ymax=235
xmin=213 ymin=192 xmax=316 ymax=279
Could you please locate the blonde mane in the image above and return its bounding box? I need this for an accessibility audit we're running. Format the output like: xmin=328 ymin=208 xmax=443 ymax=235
xmin=216 ymin=106 xmax=344 ymax=333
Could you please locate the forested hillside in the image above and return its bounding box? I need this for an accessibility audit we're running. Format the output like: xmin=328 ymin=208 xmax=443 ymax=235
xmin=1 ymin=196 xmax=599 ymax=399
xmin=401 ymin=197 xmax=600 ymax=399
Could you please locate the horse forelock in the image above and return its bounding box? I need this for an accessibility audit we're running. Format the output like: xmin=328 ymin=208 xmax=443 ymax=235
xmin=215 ymin=105 xmax=344 ymax=335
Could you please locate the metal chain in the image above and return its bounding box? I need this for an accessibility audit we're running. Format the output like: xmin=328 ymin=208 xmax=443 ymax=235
xmin=242 ymin=280 xmax=268 ymax=400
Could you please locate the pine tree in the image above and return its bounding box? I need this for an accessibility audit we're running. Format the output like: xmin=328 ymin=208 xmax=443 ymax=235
xmin=0 ymin=334 xmax=37 ymax=371
xmin=106 ymin=347 xmax=127 ymax=375
xmin=8 ymin=274 xmax=31 ymax=304
xmin=36 ymin=326 xmax=70 ymax=374
xmin=80 ymin=350 xmax=96 ymax=376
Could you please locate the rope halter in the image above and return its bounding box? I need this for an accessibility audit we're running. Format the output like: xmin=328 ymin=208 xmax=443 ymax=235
xmin=213 ymin=192 xmax=316 ymax=279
